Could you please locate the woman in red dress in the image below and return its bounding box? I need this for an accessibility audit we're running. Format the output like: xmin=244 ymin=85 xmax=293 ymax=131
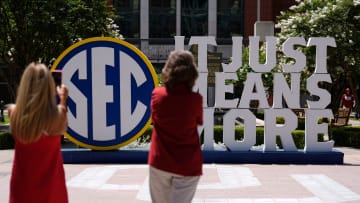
xmin=148 ymin=50 xmax=203 ymax=203
xmin=8 ymin=62 xmax=69 ymax=203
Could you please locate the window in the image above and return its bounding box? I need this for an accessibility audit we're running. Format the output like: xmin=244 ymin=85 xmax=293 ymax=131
xmin=181 ymin=0 xmax=208 ymax=37
xmin=217 ymin=0 xmax=244 ymax=38
xmin=150 ymin=0 xmax=176 ymax=38
xmin=113 ymin=0 xmax=140 ymax=38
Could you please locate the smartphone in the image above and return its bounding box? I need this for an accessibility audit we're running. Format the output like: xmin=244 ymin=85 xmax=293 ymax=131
xmin=51 ymin=70 xmax=62 ymax=87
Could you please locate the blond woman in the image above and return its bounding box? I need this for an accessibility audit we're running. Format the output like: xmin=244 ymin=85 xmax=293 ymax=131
xmin=8 ymin=62 xmax=68 ymax=203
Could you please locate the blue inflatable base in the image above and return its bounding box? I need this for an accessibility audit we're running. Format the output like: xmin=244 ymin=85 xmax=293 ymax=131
xmin=62 ymin=148 xmax=344 ymax=164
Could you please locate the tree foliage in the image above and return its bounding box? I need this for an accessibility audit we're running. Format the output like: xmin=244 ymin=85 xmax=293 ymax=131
xmin=0 ymin=0 xmax=120 ymax=101
xmin=276 ymin=0 xmax=360 ymax=111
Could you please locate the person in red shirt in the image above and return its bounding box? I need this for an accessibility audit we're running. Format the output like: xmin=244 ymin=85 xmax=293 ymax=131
xmin=148 ymin=50 xmax=203 ymax=203
xmin=340 ymin=88 xmax=355 ymax=109
xmin=8 ymin=62 xmax=69 ymax=203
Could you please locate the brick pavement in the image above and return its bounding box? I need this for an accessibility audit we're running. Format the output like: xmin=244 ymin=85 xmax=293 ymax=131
xmin=1 ymin=147 xmax=360 ymax=203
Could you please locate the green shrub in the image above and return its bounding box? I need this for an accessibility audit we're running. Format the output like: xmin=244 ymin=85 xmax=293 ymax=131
xmin=0 ymin=131 xmax=14 ymax=149
xmin=254 ymin=113 xmax=305 ymax=130
xmin=329 ymin=126 xmax=360 ymax=148
xmin=297 ymin=118 xmax=305 ymax=130
xmin=255 ymin=112 xmax=264 ymax=120
xmin=135 ymin=124 xmax=360 ymax=149
xmin=0 ymin=115 xmax=9 ymax=125
xmin=205 ymin=126 xmax=313 ymax=149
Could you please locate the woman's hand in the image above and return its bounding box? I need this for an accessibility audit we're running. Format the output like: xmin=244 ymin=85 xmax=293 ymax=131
xmin=48 ymin=84 xmax=68 ymax=135
xmin=7 ymin=104 xmax=15 ymax=117
xmin=57 ymin=84 xmax=68 ymax=107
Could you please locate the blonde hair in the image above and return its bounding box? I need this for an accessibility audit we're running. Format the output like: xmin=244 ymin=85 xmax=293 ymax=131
xmin=162 ymin=50 xmax=198 ymax=90
xmin=10 ymin=62 xmax=58 ymax=143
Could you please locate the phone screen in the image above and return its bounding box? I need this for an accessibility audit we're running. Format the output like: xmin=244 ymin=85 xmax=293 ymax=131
xmin=51 ymin=70 xmax=62 ymax=87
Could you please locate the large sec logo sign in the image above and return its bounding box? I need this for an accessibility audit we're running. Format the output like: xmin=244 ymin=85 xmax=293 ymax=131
xmin=52 ymin=37 xmax=158 ymax=150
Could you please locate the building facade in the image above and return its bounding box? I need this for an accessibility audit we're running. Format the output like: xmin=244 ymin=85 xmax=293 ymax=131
xmin=110 ymin=0 xmax=296 ymax=67
xmin=0 ymin=0 xmax=296 ymax=104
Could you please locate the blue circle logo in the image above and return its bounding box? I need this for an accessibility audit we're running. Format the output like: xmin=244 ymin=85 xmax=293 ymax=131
xmin=52 ymin=37 xmax=158 ymax=150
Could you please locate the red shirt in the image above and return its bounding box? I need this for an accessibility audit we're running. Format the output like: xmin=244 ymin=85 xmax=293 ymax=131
xmin=10 ymin=135 xmax=68 ymax=203
xmin=148 ymin=85 xmax=203 ymax=176
xmin=341 ymin=93 xmax=354 ymax=108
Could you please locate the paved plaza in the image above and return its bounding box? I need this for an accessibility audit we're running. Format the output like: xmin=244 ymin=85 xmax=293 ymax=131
xmin=1 ymin=147 xmax=360 ymax=203
xmin=1 ymin=112 xmax=360 ymax=202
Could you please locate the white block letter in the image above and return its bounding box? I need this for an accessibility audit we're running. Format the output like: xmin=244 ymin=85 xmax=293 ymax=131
xmin=306 ymin=74 xmax=332 ymax=109
xmin=120 ymin=52 xmax=147 ymax=136
xmin=63 ymin=51 xmax=88 ymax=138
xmin=92 ymin=47 xmax=115 ymax=141
xmin=264 ymin=109 xmax=298 ymax=152
xmin=221 ymin=37 xmax=243 ymax=72
xmin=249 ymin=36 xmax=277 ymax=72
xmin=193 ymin=73 xmax=208 ymax=107
xmin=189 ymin=36 xmax=217 ymax=73
xmin=198 ymin=108 xmax=215 ymax=151
xmin=238 ymin=73 xmax=269 ymax=109
xmin=223 ymin=109 xmax=256 ymax=151
xmin=273 ymin=73 xmax=301 ymax=109
xmin=307 ymin=37 xmax=336 ymax=74
xmin=281 ymin=37 xmax=306 ymax=73
xmin=215 ymin=72 xmax=239 ymax=108
xmin=304 ymin=109 xmax=334 ymax=152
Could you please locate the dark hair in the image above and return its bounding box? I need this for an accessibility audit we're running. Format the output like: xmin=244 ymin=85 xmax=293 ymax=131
xmin=162 ymin=50 xmax=198 ymax=90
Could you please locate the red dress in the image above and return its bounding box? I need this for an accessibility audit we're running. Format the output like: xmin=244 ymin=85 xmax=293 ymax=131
xmin=10 ymin=135 xmax=68 ymax=203
xmin=148 ymin=85 xmax=203 ymax=176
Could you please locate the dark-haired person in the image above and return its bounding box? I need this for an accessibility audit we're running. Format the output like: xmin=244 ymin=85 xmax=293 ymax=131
xmin=340 ymin=88 xmax=355 ymax=110
xmin=339 ymin=87 xmax=355 ymax=125
xmin=148 ymin=50 xmax=203 ymax=203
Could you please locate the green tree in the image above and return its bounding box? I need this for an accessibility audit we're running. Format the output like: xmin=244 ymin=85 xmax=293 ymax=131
xmin=0 ymin=0 xmax=120 ymax=101
xmin=276 ymin=0 xmax=360 ymax=112
xmin=234 ymin=45 xmax=281 ymax=108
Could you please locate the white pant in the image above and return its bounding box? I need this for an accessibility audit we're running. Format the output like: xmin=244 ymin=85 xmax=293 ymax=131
xmin=149 ymin=166 xmax=200 ymax=203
